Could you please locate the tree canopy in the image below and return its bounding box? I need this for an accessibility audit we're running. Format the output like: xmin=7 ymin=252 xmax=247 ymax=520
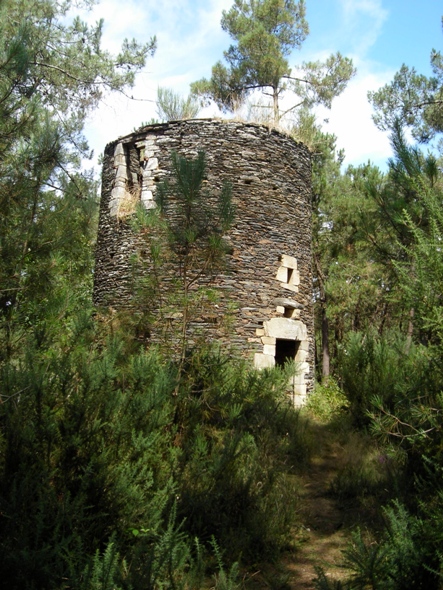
xmin=0 ymin=0 xmax=156 ymax=339
xmin=369 ymin=18 xmax=443 ymax=143
xmin=191 ymin=0 xmax=355 ymax=123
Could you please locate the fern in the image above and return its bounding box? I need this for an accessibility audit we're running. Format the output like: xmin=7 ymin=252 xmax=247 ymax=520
xmin=342 ymin=530 xmax=390 ymax=590
xmin=314 ymin=566 xmax=348 ymax=589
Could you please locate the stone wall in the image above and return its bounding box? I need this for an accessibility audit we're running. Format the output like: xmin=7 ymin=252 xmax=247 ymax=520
xmin=93 ymin=119 xmax=314 ymax=403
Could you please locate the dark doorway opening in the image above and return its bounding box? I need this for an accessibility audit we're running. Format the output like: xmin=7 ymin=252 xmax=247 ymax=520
xmin=275 ymin=339 xmax=300 ymax=367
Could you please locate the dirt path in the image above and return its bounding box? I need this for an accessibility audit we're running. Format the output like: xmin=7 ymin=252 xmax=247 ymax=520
xmin=285 ymin=422 xmax=351 ymax=589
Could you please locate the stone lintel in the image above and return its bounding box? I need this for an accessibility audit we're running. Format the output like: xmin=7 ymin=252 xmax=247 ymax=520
xmin=280 ymin=254 xmax=297 ymax=269
xmin=274 ymin=298 xmax=304 ymax=309
xmin=264 ymin=318 xmax=307 ymax=341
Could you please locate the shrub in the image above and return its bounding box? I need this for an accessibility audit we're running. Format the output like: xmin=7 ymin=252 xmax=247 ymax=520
xmin=315 ymin=502 xmax=439 ymax=590
xmin=337 ymin=329 xmax=426 ymax=428
xmin=306 ymin=377 xmax=349 ymax=423
xmin=174 ymin=347 xmax=309 ymax=561
xmin=0 ymin=319 xmax=310 ymax=587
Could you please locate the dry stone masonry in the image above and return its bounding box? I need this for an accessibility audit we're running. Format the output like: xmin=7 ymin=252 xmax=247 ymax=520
xmin=94 ymin=119 xmax=314 ymax=404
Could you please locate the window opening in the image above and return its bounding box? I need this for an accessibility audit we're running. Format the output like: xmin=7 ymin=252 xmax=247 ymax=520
xmin=275 ymin=339 xmax=300 ymax=367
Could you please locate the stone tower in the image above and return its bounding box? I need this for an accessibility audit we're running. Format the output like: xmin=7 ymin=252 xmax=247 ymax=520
xmin=93 ymin=119 xmax=313 ymax=403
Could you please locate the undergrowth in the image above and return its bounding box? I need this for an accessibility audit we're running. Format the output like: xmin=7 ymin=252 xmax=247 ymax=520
xmin=0 ymin=314 xmax=310 ymax=589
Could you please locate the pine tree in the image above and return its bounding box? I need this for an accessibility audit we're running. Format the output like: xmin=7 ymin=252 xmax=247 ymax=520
xmin=0 ymin=0 xmax=156 ymax=356
xmin=156 ymin=86 xmax=200 ymax=121
xmin=133 ymin=151 xmax=234 ymax=364
xmin=369 ymin=17 xmax=443 ymax=143
xmin=191 ymin=0 xmax=355 ymax=123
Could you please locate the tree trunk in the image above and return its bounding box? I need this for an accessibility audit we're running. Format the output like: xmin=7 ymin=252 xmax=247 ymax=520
xmin=273 ymin=87 xmax=279 ymax=124
xmin=321 ymin=301 xmax=330 ymax=382
xmin=313 ymin=252 xmax=330 ymax=382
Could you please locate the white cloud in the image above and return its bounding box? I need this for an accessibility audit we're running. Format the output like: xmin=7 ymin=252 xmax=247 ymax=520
xmin=318 ymin=68 xmax=394 ymax=168
xmin=337 ymin=0 xmax=388 ymax=56
xmin=293 ymin=1 xmax=393 ymax=169
xmin=81 ymin=0 xmax=396 ymax=172
xmin=301 ymin=0 xmax=389 ymax=65
xmin=82 ymin=0 xmax=232 ymax=164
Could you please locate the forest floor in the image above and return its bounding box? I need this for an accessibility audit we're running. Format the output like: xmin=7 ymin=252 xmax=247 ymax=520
xmin=284 ymin=420 xmax=352 ymax=589
xmin=246 ymin=416 xmax=381 ymax=590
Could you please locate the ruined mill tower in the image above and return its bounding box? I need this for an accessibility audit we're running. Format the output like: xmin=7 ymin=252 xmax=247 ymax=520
xmin=93 ymin=119 xmax=314 ymax=403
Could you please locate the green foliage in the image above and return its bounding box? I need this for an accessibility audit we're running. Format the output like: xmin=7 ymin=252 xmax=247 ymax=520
xmin=156 ymin=151 xmax=234 ymax=245
xmin=330 ymin=431 xmax=405 ymax=507
xmin=293 ymin=109 xmax=388 ymax=379
xmin=156 ymin=86 xmax=200 ymax=121
xmin=314 ymin=567 xmax=348 ymax=589
xmin=315 ymin=503 xmax=437 ymax=589
xmin=0 ymin=0 xmax=156 ymax=354
xmin=192 ymin=0 xmax=308 ymax=118
xmin=330 ymin=503 xmax=436 ymax=590
xmin=392 ymin=151 xmax=443 ymax=345
xmin=0 ymin=301 xmax=310 ymax=588
xmin=210 ymin=538 xmax=240 ymax=590
xmin=369 ymin=17 xmax=443 ymax=143
xmin=133 ymin=151 xmax=234 ymax=362
xmin=305 ymin=378 xmax=349 ymax=422
xmin=290 ymin=51 xmax=356 ymax=110
xmin=81 ymin=539 xmax=124 ymax=590
xmin=310 ymin=119 xmax=443 ymax=382
xmin=191 ymin=0 xmax=354 ymax=123
xmin=341 ymin=529 xmax=391 ymax=590
xmin=339 ymin=129 xmax=443 ymax=589
xmin=337 ymin=329 xmax=427 ymax=429
xmin=174 ymin=348 xmax=309 ymax=561
xmin=128 ymin=504 xmax=196 ymax=589
xmin=0 ymin=319 xmax=181 ymax=589
xmin=353 ymin=131 xmax=443 ymax=462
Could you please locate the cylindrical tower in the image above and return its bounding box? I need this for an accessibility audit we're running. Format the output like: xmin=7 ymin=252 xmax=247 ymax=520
xmin=94 ymin=119 xmax=313 ymax=403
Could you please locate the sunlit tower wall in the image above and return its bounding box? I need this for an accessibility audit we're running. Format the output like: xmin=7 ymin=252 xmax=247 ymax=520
xmin=93 ymin=119 xmax=314 ymax=403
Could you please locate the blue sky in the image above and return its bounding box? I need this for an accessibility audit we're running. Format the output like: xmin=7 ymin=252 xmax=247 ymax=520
xmin=80 ymin=0 xmax=443 ymax=171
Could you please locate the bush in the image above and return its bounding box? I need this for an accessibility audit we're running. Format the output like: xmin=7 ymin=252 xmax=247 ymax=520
xmin=306 ymin=377 xmax=349 ymax=423
xmin=174 ymin=347 xmax=309 ymax=561
xmin=0 ymin=319 xmax=310 ymax=587
xmin=337 ymin=329 xmax=427 ymax=428
xmin=336 ymin=502 xmax=437 ymax=590
xmin=329 ymin=432 xmax=405 ymax=507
